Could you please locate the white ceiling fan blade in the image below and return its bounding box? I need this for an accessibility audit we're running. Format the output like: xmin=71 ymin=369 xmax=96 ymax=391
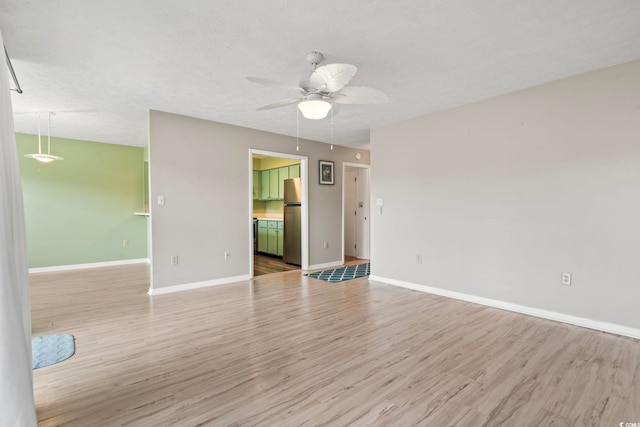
xmin=257 ymin=98 xmax=301 ymax=110
xmin=333 ymin=86 xmax=389 ymax=104
xmin=247 ymin=77 xmax=306 ymax=94
xmin=309 ymin=64 xmax=357 ymax=93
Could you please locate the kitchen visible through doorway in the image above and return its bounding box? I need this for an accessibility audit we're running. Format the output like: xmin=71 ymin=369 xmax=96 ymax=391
xmin=252 ymin=153 xmax=303 ymax=276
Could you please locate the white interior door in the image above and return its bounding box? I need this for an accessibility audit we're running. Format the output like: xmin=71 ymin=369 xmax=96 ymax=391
xmin=343 ymin=165 xmax=370 ymax=260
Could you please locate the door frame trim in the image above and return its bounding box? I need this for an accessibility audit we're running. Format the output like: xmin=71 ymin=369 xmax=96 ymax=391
xmin=341 ymin=162 xmax=371 ymax=263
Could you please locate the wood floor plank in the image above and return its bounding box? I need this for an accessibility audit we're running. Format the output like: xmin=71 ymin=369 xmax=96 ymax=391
xmin=29 ymin=264 xmax=640 ymax=426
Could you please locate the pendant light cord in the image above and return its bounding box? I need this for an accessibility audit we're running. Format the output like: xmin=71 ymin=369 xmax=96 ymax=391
xmin=47 ymin=112 xmax=52 ymax=154
xmin=25 ymin=110 xmax=63 ymax=162
xmin=296 ymin=108 xmax=300 ymax=151
xmin=37 ymin=111 xmax=42 ymax=154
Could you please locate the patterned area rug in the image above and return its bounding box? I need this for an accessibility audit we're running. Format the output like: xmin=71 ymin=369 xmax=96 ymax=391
xmin=305 ymin=262 xmax=370 ymax=283
xmin=32 ymin=334 xmax=75 ymax=369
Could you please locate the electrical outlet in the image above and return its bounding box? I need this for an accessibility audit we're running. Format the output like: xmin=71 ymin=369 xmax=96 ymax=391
xmin=416 ymin=254 xmax=422 ymax=264
xmin=224 ymin=251 xmax=230 ymax=260
xmin=323 ymin=241 xmax=329 ymax=249
xmin=157 ymin=195 xmax=165 ymax=206
xmin=561 ymin=272 xmax=571 ymax=286
xmin=171 ymin=255 xmax=178 ymax=265
xmin=122 ymin=239 xmax=128 ymax=247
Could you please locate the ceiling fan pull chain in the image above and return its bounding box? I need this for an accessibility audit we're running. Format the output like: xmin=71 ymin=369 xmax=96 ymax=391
xmin=296 ymin=108 xmax=300 ymax=151
xmin=330 ymin=106 xmax=333 ymax=150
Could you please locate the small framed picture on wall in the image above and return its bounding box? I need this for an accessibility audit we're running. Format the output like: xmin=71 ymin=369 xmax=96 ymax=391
xmin=319 ymin=160 xmax=334 ymax=185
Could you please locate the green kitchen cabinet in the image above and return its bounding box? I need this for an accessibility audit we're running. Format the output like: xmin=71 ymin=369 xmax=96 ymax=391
xmin=257 ymin=220 xmax=268 ymax=253
xmin=255 ymin=163 xmax=301 ymax=201
xmin=260 ymin=170 xmax=270 ymax=200
xmin=269 ymin=169 xmax=279 ymax=200
xmin=289 ymin=164 xmax=300 ymax=178
xmin=252 ymin=170 xmax=261 ymax=200
xmin=278 ymin=167 xmax=289 ymax=198
xmin=257 ymin=220 xmax=284 ymax=257
xmin=267 ymin=221 xmax=278 ymax=254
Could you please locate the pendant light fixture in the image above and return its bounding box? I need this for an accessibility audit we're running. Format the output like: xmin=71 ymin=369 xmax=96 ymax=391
xmin=24 ymin=111 xmax=64 ymax=163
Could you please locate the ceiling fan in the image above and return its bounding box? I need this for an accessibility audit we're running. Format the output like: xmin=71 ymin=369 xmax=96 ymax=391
xmin=247 ymin=51 xmax=388 ymax=120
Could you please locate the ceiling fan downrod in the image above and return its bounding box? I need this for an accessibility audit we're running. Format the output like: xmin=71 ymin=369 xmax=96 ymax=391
xmin=306 ymin=51 xmax=324 ymax=71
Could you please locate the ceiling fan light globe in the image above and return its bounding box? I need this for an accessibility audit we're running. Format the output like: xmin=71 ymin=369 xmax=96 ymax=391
xmin=298 ymin=99 xmax=331 ymax=120
xmin=35 ymin=155 xmax=56 ymax=163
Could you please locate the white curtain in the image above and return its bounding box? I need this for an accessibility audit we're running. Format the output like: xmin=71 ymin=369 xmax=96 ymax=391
xmin=0 ymin=29 xmax=37 ymax=426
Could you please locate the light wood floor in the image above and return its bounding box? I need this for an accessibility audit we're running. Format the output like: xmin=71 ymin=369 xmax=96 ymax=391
xmin=253 ymin=253 xmax=299 ymax=276
xmin=30 ymin=264 xmax=640 ymax=426
xmin=253 ymin=254 xmax=365 ymax=276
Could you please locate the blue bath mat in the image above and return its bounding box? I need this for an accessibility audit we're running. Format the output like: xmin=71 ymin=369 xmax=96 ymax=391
xmin=32 ymin=334 xmax=75 ymax=369
xmin=305 ymin=262 xmax=370 ymax=283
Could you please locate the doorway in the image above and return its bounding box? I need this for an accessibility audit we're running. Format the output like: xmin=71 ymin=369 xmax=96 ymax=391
xmin=343 ymin=163 xmax=370 ymax=261
xmin=249 ymin=149 xmax=308 ymax=277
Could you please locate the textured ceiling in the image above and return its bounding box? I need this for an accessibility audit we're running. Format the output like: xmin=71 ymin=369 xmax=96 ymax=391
xmin=2 ymin=0 xmax=640 ymax=149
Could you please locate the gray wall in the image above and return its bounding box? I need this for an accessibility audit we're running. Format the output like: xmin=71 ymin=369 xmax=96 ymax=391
xmin=149 ymin=111 xmax=369 ymax=290
xmin=370 ymin=59 xmax=640 ymax=329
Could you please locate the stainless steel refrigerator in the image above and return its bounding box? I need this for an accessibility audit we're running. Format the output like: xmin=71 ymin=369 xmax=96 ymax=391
xmin=283 ymin=178 xmax=301 ymax=265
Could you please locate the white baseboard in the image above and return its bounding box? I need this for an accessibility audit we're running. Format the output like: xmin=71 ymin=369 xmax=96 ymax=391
xmin=148 ymin=274 xmax=251 ymax=295
xmin=369 ymin=275 xmax=640 ymax=340
xmin=306 ymin=261 xmax=344 ymax=271
xmin=30 ymin=258 xmax=150 ymax=274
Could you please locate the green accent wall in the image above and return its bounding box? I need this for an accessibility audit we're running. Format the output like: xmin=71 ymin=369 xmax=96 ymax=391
xmin=17 ymin=133 xmax=148 ymax=268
